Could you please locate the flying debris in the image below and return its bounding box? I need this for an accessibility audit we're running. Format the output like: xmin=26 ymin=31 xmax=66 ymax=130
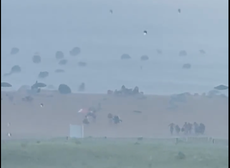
xmin=11 ymin=65 xmax=21 ymax=73
xmin=110 ymin=9 xmax=113 ymax=14
xmin=199 ymin=49 xmax=206 ymax=54
xmin=1 ymin=82 xmax=12 ymax=87
xmin=178 ymin=8 xmax=181 ymax=13
xmin=31 ymin=81 xmax=47 ymax=89
xmin=179 ymin=50 xmax=187 ymax=56
xmin=32 ymin=53 xmax=41 ymax=64
xmin=182 ymin=63 xmax=191 ymax=69
xmin=121 ymin=54 xmax=131 ymax=60
xmin=140 ymin=55 xmax=149 ymax=61
xmin=40 ymin=103 xmax=44 ymax=107
xmin=10 ymin=47 xmax=19 ymax=55
xmin=4 ymin=65 xmax=22 ymax=76
xmin=143 ymin=30 xmax=148 ymax=35
xmin=70 ymin=47 xmax=81 ymax=56
xmin=58 ymin=84 xmax=72 ymax=94
xmin=214 ymin=85 xmax=228 ymax=90
xmin=55 ymin=51 xmax=64 ymax=60
xmin=59 ymin=59 xmax=68 ymax=65
xmin=38 ymin=71 xmax=49 ymax=78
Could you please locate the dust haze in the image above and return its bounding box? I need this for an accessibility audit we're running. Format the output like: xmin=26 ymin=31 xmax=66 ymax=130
xmin=1 ymin=0 xmax=228 ymax=140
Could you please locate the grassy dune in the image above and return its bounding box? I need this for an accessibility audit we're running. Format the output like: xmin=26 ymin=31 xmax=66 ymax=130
xmin=1 ymin=138 xmax=228 ymax=168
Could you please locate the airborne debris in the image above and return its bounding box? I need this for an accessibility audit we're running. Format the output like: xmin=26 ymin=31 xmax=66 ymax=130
xmin=70 ymin=47 xmax=81 ymax=56
xmin=59 ymin=59 xmax=68 ymax=65
xmin=55 ymin=51 xmax=64 ymax=60
xmin=121 ymin=54 xmax=131 ymax=60
xmin=140 ymin=55 xmax=149 ymax=61
xmin=143 ymin=30 xmax=148 ymax=35
xmin=32 ymin=53 xmax=41 ymax=64
xmin=182 ymin=63 xmax=191 ymax=69
xmin=214 ymin=85 xmax=228 ymax=90
xmin=1 ymin=82 xmax=12 ymax=87
xmin=10 ymin=47 xmax=19 ymax=55
xmin=58 ymin=84 xmax=72 ymax=94
xmin=199 ymin=49 xmax=206 ymax=54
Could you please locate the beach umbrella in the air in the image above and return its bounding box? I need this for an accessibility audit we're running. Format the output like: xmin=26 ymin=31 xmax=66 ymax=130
xmin=31 ymin=81 xmax=47 ymax=89
xmin=214 ymin=85 xmax=228 ymax=90
xmin=179 ymin=50 xmax=187 ymax=56
xmin=10 ymin=47 xmax=19 ymax=55
xmin=4 ymin=65 xmax=22 ymax=76
xmin=140 ymin=55 xmax=149 ymax=61
xmin=59 ymin=59 xmax=68 ymax=65
xmin=182 ymin=63 xmax=191 ymax=69
xmin=11 ymin=65 xmax=21 ymax=73
xmin=199 ymin=49 xmax=206 ymax=54
xmin=32 ymin=53 xmax=41 ymax=64
xmin=38 ymin=71 xmax=49 ymax=78
xmin=121 ymin=54 xmax=131 ymax=60
xmin=55 ymin=51 xmax=64 ymax=60
xmin=70 ymin=47 xmax=81 ymax=56
xmin=1 ymin=82 xmax=12 ymax=87
xmin=58 ymin=84 xmax=72 ymax=94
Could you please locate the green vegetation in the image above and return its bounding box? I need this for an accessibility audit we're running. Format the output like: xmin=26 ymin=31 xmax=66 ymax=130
xmin=1 ymin=138 xmax=228 ymax=168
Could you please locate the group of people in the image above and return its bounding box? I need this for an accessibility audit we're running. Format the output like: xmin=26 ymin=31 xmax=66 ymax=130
xmin=168 ymin=122 xmax=205 ymax=135
xmin=107 ymin=85 xmax=143 ymax=96
xmin=83 ymin=111 xmax=122 ymax=125
xmin=107 ymin=113 xmax=122 ymax=124
xmin=82 ymin=105 xmax=101 ymax=125
xmin=83 ymin=110 xmax=97 ymax=124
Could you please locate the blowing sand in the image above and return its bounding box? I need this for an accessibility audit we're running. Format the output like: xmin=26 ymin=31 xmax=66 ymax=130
xmin=1 ymin=91 xmax=228 ymax=140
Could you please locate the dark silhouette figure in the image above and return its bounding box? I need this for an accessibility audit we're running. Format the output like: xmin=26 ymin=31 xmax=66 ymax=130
xmin=175 ymin=125 xmax=180 ymax=135
xmin=168 ymin=123 xmax=174 ymax=135
xmin=78 ymin=83 xmax=85 ymax=92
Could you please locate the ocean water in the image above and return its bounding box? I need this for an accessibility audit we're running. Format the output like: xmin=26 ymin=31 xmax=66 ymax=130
xmin=1 ymin=0 xmax=228 ymax=95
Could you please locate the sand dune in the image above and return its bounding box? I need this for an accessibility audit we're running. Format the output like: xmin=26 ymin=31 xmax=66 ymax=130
xmin=1 ymin=91 xmax=228 ymax=139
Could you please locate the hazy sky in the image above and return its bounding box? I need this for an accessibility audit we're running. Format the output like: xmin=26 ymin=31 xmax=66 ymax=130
xmin=1 ymin=0 xmax=228 ymax=94
xmin=2 ymin=0 xmax=228 ymax=51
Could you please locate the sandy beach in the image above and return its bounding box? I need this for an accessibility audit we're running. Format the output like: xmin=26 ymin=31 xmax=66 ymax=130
xmin=1 ymin=91 xmax=228 ymax=140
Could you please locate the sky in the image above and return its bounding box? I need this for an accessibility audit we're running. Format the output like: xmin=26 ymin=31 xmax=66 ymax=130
xmin=1 ymin=0 xmax=228 ymax=94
